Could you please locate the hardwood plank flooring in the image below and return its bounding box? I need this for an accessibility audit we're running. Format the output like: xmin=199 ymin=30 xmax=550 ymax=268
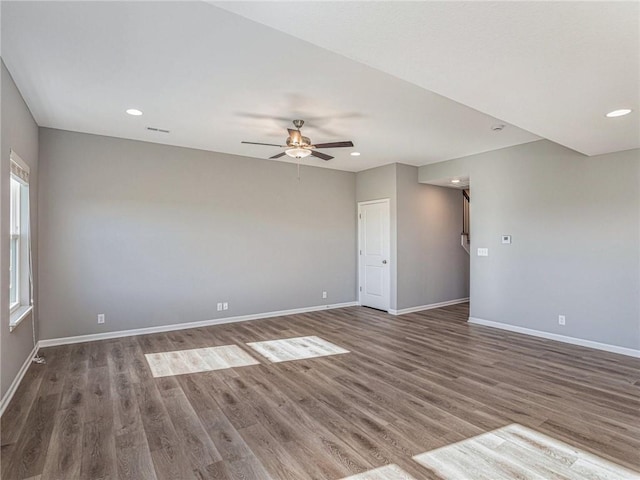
xmin=2 ymin=303 xmax=639 ymax=479
xmin=341 ymin=464 xmax=416 ymax=479
xmin=145 ymin=345 xmax=259 ymax=378
xmin=247 ymin=336 xmax=349 ymax=363
xmin=413 ymin=424 xmax=640 ymax=479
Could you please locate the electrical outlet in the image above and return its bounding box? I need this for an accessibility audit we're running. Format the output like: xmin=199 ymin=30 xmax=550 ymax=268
xmin=322 ymin=291 xmax=327 ymax=299
xmin=223 ymin=302 xmax=228 ymax=311
xmin=217 ymin=302 xmax=223 ymax=311
xmin=558 ymin=315 xmax=566 ymax=326
xmin=97 ymin=314 xmax=105 ymax=324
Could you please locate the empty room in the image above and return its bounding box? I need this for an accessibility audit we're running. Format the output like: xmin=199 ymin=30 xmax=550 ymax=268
xmin=1 ymin=1 xmax=639 ymax=479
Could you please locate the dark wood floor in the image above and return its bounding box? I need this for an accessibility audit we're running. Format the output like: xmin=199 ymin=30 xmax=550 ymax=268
xmin=2 ymin=304 xmax=639 ymax=479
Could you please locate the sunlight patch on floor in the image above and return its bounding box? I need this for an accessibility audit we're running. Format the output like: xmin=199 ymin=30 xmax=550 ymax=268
xmin=247 ymin=335 xmax=349 ymax=363
xmin=413 ymin=423 xmax=640 ymax=480
xmin=145 ymin=345 xmax=259 ymax=377
xmin=340 ymin=464 xmax=416 ymax=480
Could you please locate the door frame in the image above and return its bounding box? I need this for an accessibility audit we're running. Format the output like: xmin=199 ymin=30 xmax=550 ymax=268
xmin=357 ymin=198 xmax=391 ymax=311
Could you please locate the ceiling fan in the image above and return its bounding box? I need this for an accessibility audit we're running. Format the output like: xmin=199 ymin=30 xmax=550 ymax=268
xmin=241 ymin=119 xmax=354 ymax=161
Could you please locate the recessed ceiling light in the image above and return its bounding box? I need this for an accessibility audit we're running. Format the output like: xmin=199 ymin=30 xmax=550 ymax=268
xmin=126 ymin=108 xmax=143 ymax=116
xmin=606 ymin=109 xmax=632 ymax=118
xmin=350 ymin=152 xmax=361 ymax=156
xmin=451 ymin=179 xmax=461 ymax=184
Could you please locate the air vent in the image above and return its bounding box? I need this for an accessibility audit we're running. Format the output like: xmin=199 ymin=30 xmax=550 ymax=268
xmin=146 ymin=127 xmax=170 ymax=133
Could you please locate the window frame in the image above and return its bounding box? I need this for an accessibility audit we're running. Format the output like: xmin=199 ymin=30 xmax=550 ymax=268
xmin=9 ymin=151 xmax=32 ymax=332
xmin=9 ymin=177 xmax=21 ymax=314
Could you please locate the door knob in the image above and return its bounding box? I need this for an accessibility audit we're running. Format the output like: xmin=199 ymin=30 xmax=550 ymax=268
xmin=382 ymin=260 xmax=387 ymax=264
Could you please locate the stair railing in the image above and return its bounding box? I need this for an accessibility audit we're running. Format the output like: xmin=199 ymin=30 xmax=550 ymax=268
xmin=461 ymin=189 xmax=470 ymax=254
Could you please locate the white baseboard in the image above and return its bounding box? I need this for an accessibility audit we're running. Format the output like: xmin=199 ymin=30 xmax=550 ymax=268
xmin=468 ymin=317 xmax=640 ymax=358
xmin=38 ymin=302 xmax=360 ymax=348
xmin=0 ymin=344 xmax=39 ymax=417
xmin=389 ymin=297 xmax=469 ymax=316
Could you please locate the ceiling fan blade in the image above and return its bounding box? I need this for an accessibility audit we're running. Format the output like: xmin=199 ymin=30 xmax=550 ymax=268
xmin=242 ymin=141 xmax=285 ymax=147
xmin=288 ymin=128 xmax=303 ymax=145
xmin=269 ymin=152 xmax=287 ymax=159
xmin=311 ymin=150 xmax=333 ymax=161
xmin=312 ymin=141 xmax=354 ymax=149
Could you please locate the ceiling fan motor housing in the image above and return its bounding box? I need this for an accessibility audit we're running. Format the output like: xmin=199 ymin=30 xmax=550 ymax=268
xmin=286 ymin=135 xmax=311 ymax=147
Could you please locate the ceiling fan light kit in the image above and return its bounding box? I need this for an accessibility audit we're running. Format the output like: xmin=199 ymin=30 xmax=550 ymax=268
xmin=242 ymin=119 xmax=354 ymax=161
xmin=285 ymin=147 xmax=312 ymax=159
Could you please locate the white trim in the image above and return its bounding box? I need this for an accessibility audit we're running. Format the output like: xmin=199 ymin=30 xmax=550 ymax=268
xmin=468 ymin=317 xmax=640 ymax=358
xmin=388 ymin=297 xmax=469 ymax=316
xmin=357 ymin=198 xmax=391 ymax=207
xmin=357 ymin=198 xmax=391 ymax=312
xmin=0 ymin=344 xmax=38 ymax=417
xmin=9 ymin=305 xmax=33 ymax=332
xmin=10 ymin=149 xmax=30 ymax=185
xmin=9 ymin=301 xmax=21 ymax=315
xmin=38 ymin=302 xmax=360 ymax=348
xmin=9 ymin=149 xmax=30 ymax=172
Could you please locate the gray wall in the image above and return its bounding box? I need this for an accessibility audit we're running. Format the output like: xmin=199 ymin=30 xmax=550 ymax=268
xmin=355 ymin=163 xmax=398 ymax=309
xmin=420 ymin=140 xmax=640 ymax=349
xmin=396 ymin=163 xmax=469 ymax=309
xmin=1 ymin=61 xmax=39 ymax=398
xmin=356 ymin=162 xmax=470 ymax=312
xmin=38 ymin=128 xmax=356 ymax=340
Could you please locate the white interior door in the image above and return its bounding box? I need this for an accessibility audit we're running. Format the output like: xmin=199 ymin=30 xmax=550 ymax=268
xmin=358 ymin=199 xmax=390 ymax=311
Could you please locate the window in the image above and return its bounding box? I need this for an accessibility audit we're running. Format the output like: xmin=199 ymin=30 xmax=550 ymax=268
xmin=9 ymin=151 xmax=32 ymax=331
xmin=9 ymin=177 xmax=21 ymax=312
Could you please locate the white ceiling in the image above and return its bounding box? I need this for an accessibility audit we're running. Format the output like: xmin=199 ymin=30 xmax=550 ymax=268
xmin=216 ymin=1 xmax=640 ymax=158
xmin=1 ymin=2 xmax=636 ymax=174
xmin=428 ymin=176 xmax=470 ymax=190
xmin=1 ymin=1 xmax=539 ymax=172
